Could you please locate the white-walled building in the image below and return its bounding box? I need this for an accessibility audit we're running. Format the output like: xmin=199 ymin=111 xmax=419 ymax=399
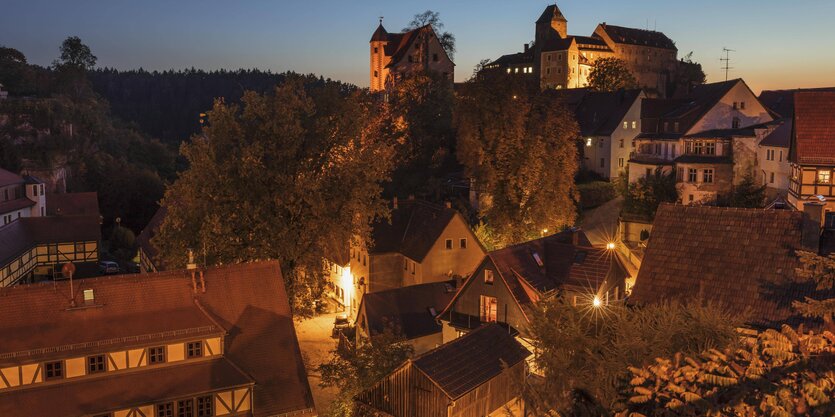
xmin=0 ymin=168 xmax=46 ymax=224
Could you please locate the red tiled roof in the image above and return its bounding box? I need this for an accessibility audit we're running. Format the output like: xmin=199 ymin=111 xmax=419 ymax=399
xmin=0 ymin=359 xmax=252 ymax=416
xmin=0 ymin=215 xmax=101 ymax=266
xmin=792 ymin=91 xmax=835 ymax=165
xmin=0 ymin=261 xmax=315 ymax=416
xmin=46 ymin=192 xmax=100 ymax=217
xmin=0 ymin=196 xmax=35 ymax=215
xmin=630 ymin=204 xmax=820 ymax=329
xmin=136 ymin=205 xmax=167 ymax=269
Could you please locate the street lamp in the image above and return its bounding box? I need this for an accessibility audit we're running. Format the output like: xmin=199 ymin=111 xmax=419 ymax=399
xmin=592 ymin=295 xmax=602 ymax=308
xmin=606 ymin=242 xmax=616 ymax=250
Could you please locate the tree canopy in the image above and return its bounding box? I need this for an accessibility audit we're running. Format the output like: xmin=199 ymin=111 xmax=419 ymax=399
xmin=456 ymin=75 xmax=579 ymax=247
xmin=588 ymin=58 xmax=638 ymax=92
xmin=152 ymin=76 xmax=394 ymax=315
xmin=54 ymin=36 xmax=97 ymax=71
xmin=622 ymin=168 xmax=678 ymax=219
xmin=404 ymin=10 xmax=455 ymax=59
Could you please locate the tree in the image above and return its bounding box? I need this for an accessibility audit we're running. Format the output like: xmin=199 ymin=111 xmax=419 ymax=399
xmin=404 ymin=10 xmax=455 ymax=59
xmin=670 ymin=51 xmax=707 ymax=97
xmin=318 ymin=329 xmax=414 ymax=417
xmin=152 ymin=77 xmax=394 ymax=315
xmin=622 ymin=168 xmax=678 ymax=218
xmin=470 ymin=58 xmax=492 ymax=81
xmin=524 ymin=297 xmax=741 ymax=415
xmin=588 ymin=58 xmax=638 ymax=92
xmin=623 ymin=325 xmax=835 ymax=416
xmin=456 ymin=76 xmax=579 ymax=247
xmin=54 ymin=36 xmax=97 ymax=71
xmin=793 ymin=251 xmax=835 ymax=325
xmin=721 ymin=173 xmax=766 ymax=208
xmin=0 ymin=46 xmax=35 ymax=95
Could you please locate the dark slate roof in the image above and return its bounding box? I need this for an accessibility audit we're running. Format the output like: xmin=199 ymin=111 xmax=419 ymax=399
xmin=489 ymin=50 xmax=536 ymax=67
xmin=361 ymin=280 xmax=456 ymax=340
xmin=369 ymin=200 xmax=459 ymax=262
xmin=596 ymin=24 xmax=677 ymax=50
xmin=630 ymin=204 xmax=824 ymax=329
xmin=641 ymin=80 xmax=742 ymax=135
xmin=572 ymin=89 xmax=643 ymax=136
xmin=573 ymin=35 xmax=609 ymax=48
xmin=541 ymin=35 xmax=575 ymax=52
xmin=136 ymin=205 xmax=167 ymax=269
xmin=0 ymin=262 xmax=315 ymax=417
xmin=759 ymin=87 xmax=835 ymax=119
xmin=46 ymin=192 xmax=100 ymax=217
xmin=370 ymin=23 xmax=388 ymax=42
xmin=792 ymin=91 xmax=835 ymax=165
xmin=536 ymin=4 xmax=566 ymax=23
xmin=0 ymin=216 xmax=101 ymax=266
xmin=411 ymin=324 xmax=530 ymax=399
xmin=0 ymin=167 xmax=24 ymax=187
xmin=760 ymin=119 xmax=792 ymax=148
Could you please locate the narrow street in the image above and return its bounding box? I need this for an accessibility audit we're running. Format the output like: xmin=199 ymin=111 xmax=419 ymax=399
xmin=295 ymin=311 xmax=340 ymax=416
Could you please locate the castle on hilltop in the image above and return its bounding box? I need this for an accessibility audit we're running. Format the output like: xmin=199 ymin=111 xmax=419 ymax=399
xmin=369 ymin=20 xmax=455 ymax=92
xmin=482 ymin=4 xmax=683 ymax=97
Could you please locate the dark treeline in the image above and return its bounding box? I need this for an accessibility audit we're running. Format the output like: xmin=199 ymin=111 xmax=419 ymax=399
xmin=88 ymin=68 xmax=352 ymax=144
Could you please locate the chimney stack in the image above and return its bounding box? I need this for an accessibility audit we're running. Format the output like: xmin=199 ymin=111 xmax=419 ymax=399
xmin=802 ymin=201 xmax=826 ymax=253
xmin=524 ymin=43 xmax=529 ymax=53
xmin=393 ymin=196 xmax=398 ymax=210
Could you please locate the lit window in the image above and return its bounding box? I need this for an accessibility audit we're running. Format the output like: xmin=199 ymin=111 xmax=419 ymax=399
xmin=87 ymin=355 xmax=106 ymax=374
xmin=632 ymin=121 xmax=637 ymax=129
xmin=818 ymin=170 xmax=831 ymax=184
xmin=445 ymin=239 xmax=453 ymax=250
xmin=479 ymin=295 xmax=498 ymax=322
xmin=148 ymin=346 xmax=166 ymax=364
xmin=484 ymin=269 xmax=494 ymax=285
xmin=703 ymin=169 xmax=714 ymax=183
xmin=45 ymin=361 xmax=63 ymax=380
xmin=506 ymin=68 xmax=511 ymax=74
xmin=586 ymin=138 xmax=593 ymax=147
xmin=618 ymin=158 xmax=624 ymax=168
xmin=187 ymin=341 xmax=203 ymax=358
xmin=623 ymin=121 xmax=628 ymax=129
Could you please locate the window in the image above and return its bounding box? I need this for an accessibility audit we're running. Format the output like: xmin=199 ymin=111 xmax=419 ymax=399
xmin=766 ymin=149 xmax=774 ymax=161
xmin=157 ymin=403 xmax=174 ymax=417
xmin=818 ymin=170 xmax=831 ymax=184
xmin=688 ymin=168 xmax=697 ymax=183
xmin=600 ymin=158 xmax=605 ymax=168
xmin=705 ymin=142 xmax=716 ymax=155
xmin=645 ymin=168 xmax=652 ymax=178
xmin=432 ymin=53 xmax=439 ymax=62
xmin=632 ymin=121 xmax=637 ymax=129
xmin=87 ymin=355 xmax=106 ymax=374
xmin=623 ymin=121 xmax=628 ymax=129
xmin=618 ymin=158 xmax=624 ymax=168
xmin=703 ymin=169 xmax=714 ymax=183
xmin=677 ymin=167 xmax=684 ymax=181
xmin=740 ymin=101 xmax=746 ymax=109
xmin=39 ymin=184 xmax=44 ymax=196
xmin=45 ymin=361 xmax=63 ymax=380
xmin=694 ymin=142 xmax=704 ymax=154
xmin=546 ymin=68 xmax=550 ymax=75
xmin=733 ymin=101 xmax=738 ymax=110
xmin=373 ymin=71 xmax=378 ymax=78
xmin=663 ymin=122 xmax=669 ymax=132
xmin=585 ymin=138 xmax=592 ymax=147
xmin=196 ymin=396 xmax=213 ymax=417
xmin=779 ymin=150 xmax=783 ymax=162
xmin=187 ymin=341 xmax=203 ymax=358
xmin=32 ymin=185 xmax=38 ymax=195
xmin=484 ymin=269 xmax=494 ymax=285
xmin=599 ymin=138 xmax=604 ymax=148
xmin=459 ymin=238 xmax=467 ymax=249
xmin=688 ymin=194 xmax=694 ymax=202
xmin=671 ymin=144 xmax=676 ymax=157
xmin=403 ymin=258 xmax=408 ymax=271
xmin=178 ymin=399 xmax=194 ymax=417
xmin=363 ymin=255 xmax=366 ymax=266
xmin=410 ymin=261 xmax=415 ymax=275
xmin=732 ymin=117 xmax=740 ymax=129
xmin=655 ymin=143 xmax=661 ymax=154
xmin=148 ymin=346 xmax=166 ymax=364
xmin=674 ymin=122 xmax=680 ymax=132
xmin=445 ymin=239 xmax=453 ymax=250
xmin=373 ymin=47 xmax=378 ymax=53
xmin=479 ymin=295 xmax=498 ymax=322
xmin=532 ymin=251 xmax=544 ymax=267
xmin=770 ymin=172 xmax=775 ymax=184
xmin=619 ymin=138 xmax=624 ymax=148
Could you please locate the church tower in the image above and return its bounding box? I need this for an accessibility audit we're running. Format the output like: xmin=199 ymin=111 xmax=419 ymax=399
xmin=535 ymin=4 xmax=568 ymax=44
xmin=370 ymin=20 xmax=390 ymax=92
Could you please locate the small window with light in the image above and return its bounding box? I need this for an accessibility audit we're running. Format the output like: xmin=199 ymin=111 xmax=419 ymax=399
xmin=484 ymin=269 xmax=494 ymax=284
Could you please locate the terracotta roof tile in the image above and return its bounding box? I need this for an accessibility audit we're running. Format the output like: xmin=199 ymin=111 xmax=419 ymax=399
xmin=792 ymin=91 xmax=835 ymax=165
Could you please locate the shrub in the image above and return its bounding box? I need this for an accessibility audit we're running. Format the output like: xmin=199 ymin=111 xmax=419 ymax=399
xmin=578 ymin=181 xmax=617 ymax=209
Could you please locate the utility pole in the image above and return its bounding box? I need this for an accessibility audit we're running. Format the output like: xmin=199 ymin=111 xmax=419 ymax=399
xmin=720 ymin=48 xmax=735 ymax=81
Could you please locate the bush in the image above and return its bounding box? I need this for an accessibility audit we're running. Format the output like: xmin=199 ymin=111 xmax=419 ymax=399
xmin=578 ymin=181 xmax=616 ymax=209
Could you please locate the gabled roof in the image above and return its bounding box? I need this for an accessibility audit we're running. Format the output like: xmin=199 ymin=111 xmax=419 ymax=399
xmin=136 ymin=205 xmax=167 ymax=269
xmin=792 ymin=91 xmax=835 ymax=165
xmin=536 ymin=4 xmax=567 ymax=23
xmin=0 ymin=196 xmax=35 ymax=215
xmin=0 ymin=215 xmax=101 ymax=266
xmin=630 ymin=204 xmax=824 ymax=329
xmin=375 ymin=25 xmax=454 ymax=68
xmin=759 ymin=87 xmax=835 ymax=119
xmin=759 ymin=119 xmax=792 ymax=148
xmin=640 ymin=79 xmax=743 ymax=136
xmin=46 ymin=192 xmax=100 ymax=217
xmin=595 ymin=24 xmax=676 ymax=50
xmin=411 ymin=324 xmax=530 ymax=400
xmin=0 ymin=167 xmax=24 ymax=187
xmin=572 ymin=89 xmax=643 ymax=136
xmin=489 ymin=49 xmax=536 ymax=67
xmin=360 ymin=280 xmax=456 ymax=340
xmin=369 ymin=200 xmax=459 ymax=262
xmin=0 ymin=261 xmax=315 ymax=416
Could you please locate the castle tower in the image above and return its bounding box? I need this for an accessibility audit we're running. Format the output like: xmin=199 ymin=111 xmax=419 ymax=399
xmin=370 ymin=20 xmax=390 ymax=92
xmin=535 ymin=4 xmax=568 ymax=43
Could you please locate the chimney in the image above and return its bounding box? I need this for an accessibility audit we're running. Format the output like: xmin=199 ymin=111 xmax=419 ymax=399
xmin=393 ymin=196 xmax=398 ymax=210
xmin=802 ymin=201 xmax=825 ymax=253
xmin=524 ymin=43 xmax=529 ymax=53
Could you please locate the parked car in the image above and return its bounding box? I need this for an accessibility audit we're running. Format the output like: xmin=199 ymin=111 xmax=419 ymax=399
xmin=331 ymin=313 xmax=351 ymax=338
xmin=98 ymin=261 xmax=120 ymax=275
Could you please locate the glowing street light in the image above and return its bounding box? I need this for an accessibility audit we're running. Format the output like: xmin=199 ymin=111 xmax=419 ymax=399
xmin=606 ymin=242 xmax=616 ymax=250
xmin=592 ymin=295 xmax=602 ymax=308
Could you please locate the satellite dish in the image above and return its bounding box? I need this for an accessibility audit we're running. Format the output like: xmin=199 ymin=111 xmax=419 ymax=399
xmin=62 ymin=262 xmax=76 ymax=279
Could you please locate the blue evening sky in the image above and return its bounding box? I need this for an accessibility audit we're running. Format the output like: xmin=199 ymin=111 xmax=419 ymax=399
xmin=1 ymin=0 xmax=833 ymax=93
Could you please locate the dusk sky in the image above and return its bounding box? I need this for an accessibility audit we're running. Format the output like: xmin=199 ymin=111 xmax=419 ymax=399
xmin=2 ymin=0 xmax=833 ymax=93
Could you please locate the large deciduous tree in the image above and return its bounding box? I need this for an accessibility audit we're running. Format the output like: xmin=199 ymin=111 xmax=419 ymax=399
xmin=524 ymin=297 xmax=741 ymax=415
xmin=54 ymin=36 xmax=97 ymax=71
xmin=456 ymin=76 xmax=579 ymax=247
xmin=153 ymin=76 xmax=394 ymax=315
xmin=588 ymin=57 xmax=638 ymax=92
xmin=404 ymin=10 xmax=455 ymax=59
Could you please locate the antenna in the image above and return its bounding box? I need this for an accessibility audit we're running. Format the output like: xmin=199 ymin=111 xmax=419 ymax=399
xmin=379 ymin=16 xmax=383 ymax=25
xmin=720 ymin=47 xmax=735 ymax=81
